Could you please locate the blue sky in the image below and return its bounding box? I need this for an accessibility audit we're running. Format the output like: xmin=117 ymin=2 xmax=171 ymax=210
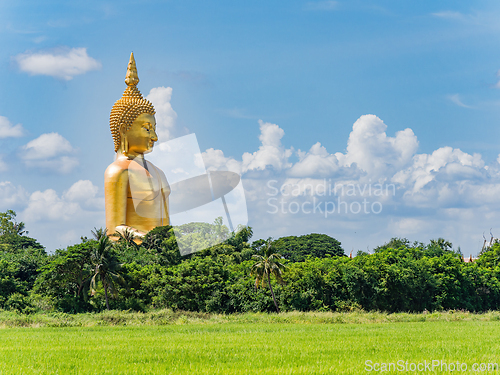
xmin=1 ymin=0 xmax=500 ymax=254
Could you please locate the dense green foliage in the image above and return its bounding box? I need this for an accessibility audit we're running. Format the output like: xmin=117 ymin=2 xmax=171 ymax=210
xmin=1 ymin=210 xmax=500 ymax=314
xmin=273 ymin=233 xmax=344 ymax=261
xmin=0 ymin=211 xmax=47 ymax=313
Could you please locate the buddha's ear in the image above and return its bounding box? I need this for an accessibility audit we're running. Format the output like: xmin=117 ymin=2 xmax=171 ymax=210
xmin=120 ymin=128 xmax=128 ymax=156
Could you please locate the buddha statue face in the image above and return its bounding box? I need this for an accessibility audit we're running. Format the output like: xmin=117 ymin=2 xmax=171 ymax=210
xmin=124 ymin=113 xmax=158 ymax=156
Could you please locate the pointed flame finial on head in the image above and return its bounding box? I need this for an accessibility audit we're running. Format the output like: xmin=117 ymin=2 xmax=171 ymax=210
xmin=125 ymin=52 xmax=139 ymax=86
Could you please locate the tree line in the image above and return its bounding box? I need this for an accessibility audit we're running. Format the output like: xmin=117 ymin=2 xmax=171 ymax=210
xmin=1 ymin=210 xmax=500 ymax=314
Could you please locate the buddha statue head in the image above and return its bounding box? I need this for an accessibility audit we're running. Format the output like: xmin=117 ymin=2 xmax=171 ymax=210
xmin=110 ymin=52 xmax=158 ymax=157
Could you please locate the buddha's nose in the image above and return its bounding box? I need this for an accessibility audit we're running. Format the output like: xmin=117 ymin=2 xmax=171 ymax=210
xmin=151 ymin=129 xmax=158 ymax=142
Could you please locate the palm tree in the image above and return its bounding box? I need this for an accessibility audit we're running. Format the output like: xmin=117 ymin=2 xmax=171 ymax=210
xmin=90 ymin=229 xmax=125 ymax=310
xmin=251 ymin=239 xmax=286 ymax=313
xmin=91 ymin=227 xmax=107 ymax=241
xmin=114 ymin=227 xmax=139 ymax=251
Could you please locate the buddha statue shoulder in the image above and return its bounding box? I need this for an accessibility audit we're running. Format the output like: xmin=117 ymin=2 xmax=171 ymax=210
xmin=104 ymin=53 xmax=170 ymax=239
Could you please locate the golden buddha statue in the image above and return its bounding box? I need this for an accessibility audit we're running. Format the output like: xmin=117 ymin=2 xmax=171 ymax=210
xmin=104 ymin=53 xmax=170 ymax=240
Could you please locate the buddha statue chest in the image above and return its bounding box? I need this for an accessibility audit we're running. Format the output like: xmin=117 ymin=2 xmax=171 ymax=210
xmin=126 ymin=158 xmax=170 ymax=222
xmin=127 ymin=159 xmax=163 ymax=200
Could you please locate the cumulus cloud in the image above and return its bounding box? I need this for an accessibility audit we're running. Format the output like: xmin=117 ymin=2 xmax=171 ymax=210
xmin=14 ymin=47 xmax=101 ymax=80
xmin=336 ymin=115 xmax=418 ymax=178
xmin=393 ymin=146 xmax=485 ymax=191
xmin=392 ymin=147 xmax=487 ymax=209
xmin=63 ymin=179 xmax=103 ymax=210
xmin=203 ymin=115 xmax=418 ymax=179
xmin=23 ymin=189 xmax=81 ymax=222
xmin=241 ymin=120 xmax=293 ymax=173
xmin=0 ymin=116 xmax=25 ymax=138
xmin=22 ymin=133 xmax=74 ymax=160
xmin=63 ymin=180 xmax=98 ymax=202
xmin=0 ymin=182 xmax=29 ymax=210
xmin=202 ymin=148 xmax=242 ymax=174
xmin=146 ymin=87 xmax=178 ymax=141
xmin=288 ymin=143 xmax=341 ymax=178
xmin=23 ymin=180 xmax=101 ymax=222
xmin=284 ymin=116 xmax=418 ymax=180
xmin=202 ymin=120 xmax=294 ymax=176
xmin=21 ymin=133 xmax=78 ymax=173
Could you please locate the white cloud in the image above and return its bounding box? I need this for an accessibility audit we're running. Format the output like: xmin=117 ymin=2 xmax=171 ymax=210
xmin=288 ymin=142 xmax=341 ymax=178
xmin=23 ymin=189 xmax=81 ymax=222
xmin=202 ymin=115 xmax=418 ymax=180
xmin=63 ymin=179 xmax=103 ymax=210
xmin=22 ymin=133 xmax=74 ymax=160
xmin=202 ymin=148 xmax=242 ymax=174
xmin=21 ymin=133 xmax=78 ymax=173
xmin=14 ymin=47 xmax=101 ymax=80
xmin=0 ymin=116 xmax=25 ymax=138
xmin=0 ymin=182 xmax=29 ymax=210
xmin=336 ymin=115 xmax=418 ymax=178
xmin=63 ymin=180 xmax=98 ymax=202
xmin=241 ymin=120 xmax=293 ymax=173
xmin=202 ymin=120 xmax=294 ymax=175
xmin=393 ymin=146 xmax=485 ymax=194
xmin=146 ymin=87 xmax=178 ymax=141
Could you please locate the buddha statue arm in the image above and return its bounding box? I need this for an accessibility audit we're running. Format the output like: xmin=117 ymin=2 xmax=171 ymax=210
xmin=104 ymin=164 xmax=128 ymax=236
xmin=160 ymin=172 xmax=170 ymax=226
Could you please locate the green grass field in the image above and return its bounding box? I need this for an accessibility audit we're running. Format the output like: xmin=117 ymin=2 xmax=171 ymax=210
xmin=1 ymin=311 xmax=500 ymax=374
